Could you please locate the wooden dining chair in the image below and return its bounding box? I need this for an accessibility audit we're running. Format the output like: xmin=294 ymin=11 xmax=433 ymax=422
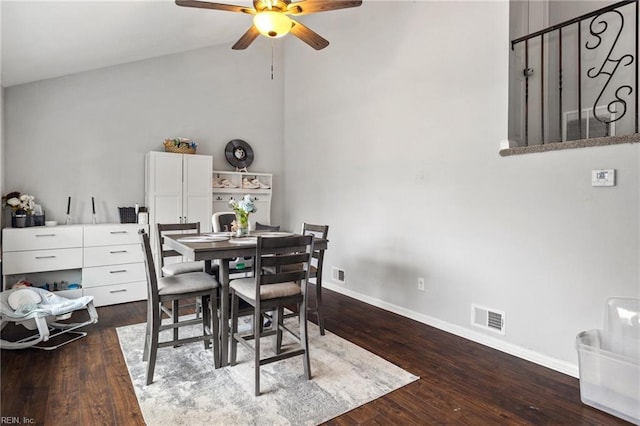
xmin=255 ymin=222 xmax=280 ymax=231
xmin=157 ymin=222 xmax=218 ymax=325
xmin=278 ymin=223 xmax=329 ymax=335
xmin=212 ymin=212 xmax=253 ymax=277
xmin=301 ymin=223 xmax=329 ymax=335
xmin=140 ymin=229 xmax=220 ymax=385
xmin=211 ymin=212 xmax=236 ymax=232
xmin=157 ymin=222 xmax=207 ymax=277
xmin=229 ymin=234 xmax=314 ymax=396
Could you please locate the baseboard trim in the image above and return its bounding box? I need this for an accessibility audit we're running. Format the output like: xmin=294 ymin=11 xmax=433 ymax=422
xmin=324 ymin=282 xmax=579 ymax=378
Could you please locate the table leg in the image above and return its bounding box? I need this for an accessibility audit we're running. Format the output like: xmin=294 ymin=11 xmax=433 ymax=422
xmin=219 ymin=260 xmax=230 ymax=366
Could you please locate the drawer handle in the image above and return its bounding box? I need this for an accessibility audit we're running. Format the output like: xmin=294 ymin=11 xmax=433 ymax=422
xmin=35 ymin=234 xmax=56 ymax=237
xmin=109 ymin=289 xmax=127 ymax=294
xmin=110 ymin=231 xmax=128 ymax=234
xmin=109 ymin=269 xmax=128 ymax=274
xmin=35 ymin=255 xmax=56 ymax=259
xmin=110 ymin=250 xmax=128 ymax=254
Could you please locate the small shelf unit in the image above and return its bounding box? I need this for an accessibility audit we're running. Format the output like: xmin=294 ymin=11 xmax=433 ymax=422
xmin=212 ymin=171 xmax=273 ymax=228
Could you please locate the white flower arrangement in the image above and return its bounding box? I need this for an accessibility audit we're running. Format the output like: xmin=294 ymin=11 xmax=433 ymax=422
xmin=229 ymin=195 xmax=257 ymax=232
xmin=2 ymin=192 xmax=36 ymax=214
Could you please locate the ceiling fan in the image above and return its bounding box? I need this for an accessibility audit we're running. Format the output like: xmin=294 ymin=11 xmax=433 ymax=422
xmin=175 ymin=0 xmax=362 ymax=50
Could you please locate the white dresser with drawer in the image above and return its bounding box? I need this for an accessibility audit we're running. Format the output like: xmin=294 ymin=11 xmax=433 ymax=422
xmin=81 ymin=224 xmax=148 ymax=306
xmin=2 ymin=223 xmax=148 ymax=307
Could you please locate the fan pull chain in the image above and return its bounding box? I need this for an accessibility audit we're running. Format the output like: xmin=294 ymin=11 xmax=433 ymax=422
xmin=271 ymin=44 xmax=274 ymax=81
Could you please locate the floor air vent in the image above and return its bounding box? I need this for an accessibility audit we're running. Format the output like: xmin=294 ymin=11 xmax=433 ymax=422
xmin=471 ymin=304 xmax=505 ymax=335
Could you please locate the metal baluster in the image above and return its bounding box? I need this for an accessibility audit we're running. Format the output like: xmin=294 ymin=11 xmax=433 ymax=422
xmin=559 ymin=27 xmax=563 ymax=141
xmin=525 ymin=39 xmax=530 ymax=146
xmin=578 ymin=21 xmax=583 ymax=140
xmin=541 ymin=33 xmax=545 ymax=144
xmin=635 ymin=1 xmax=640 ymax=133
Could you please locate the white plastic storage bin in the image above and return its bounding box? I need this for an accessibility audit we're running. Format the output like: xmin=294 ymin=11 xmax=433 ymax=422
xmin=576 ymin=297 xmax=640 ymax=425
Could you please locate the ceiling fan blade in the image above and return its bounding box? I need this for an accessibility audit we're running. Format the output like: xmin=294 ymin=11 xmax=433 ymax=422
xmin=289 ymin=20 xmax=329 ymax=50
xmin=232 ymin=25 xmax=261 ymax=50
xmin=175 ymin=0 xmax=254 ymax=14
xmin=287 ymin=0 xmax=362 ymax=15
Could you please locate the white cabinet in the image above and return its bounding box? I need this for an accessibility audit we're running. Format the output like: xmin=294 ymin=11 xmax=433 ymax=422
xmin=146 ymin=152 xmax=212 ymax=230
xmin=82 ymin=224 xmax=147 ymax=307
xmin=145 ymin=152 xmax=213 ymax=262
xmin=212 ymin=171 xmax=273 ymax=229
xmin=1 ymin=223 xmax=148 ymax=306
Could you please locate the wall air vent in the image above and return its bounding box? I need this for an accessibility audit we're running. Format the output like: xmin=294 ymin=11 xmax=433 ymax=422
xmin=332 ymin=267 xmax=345 ymax=284
xmin=562 ymin=106 xmax=616 ymax=142
xmin=471 ymin=304 xmax=505 ymax=335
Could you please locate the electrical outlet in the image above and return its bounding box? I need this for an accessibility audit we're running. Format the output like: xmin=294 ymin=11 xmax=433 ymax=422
xmin=417 ymin=277 xmax=425 ymax=291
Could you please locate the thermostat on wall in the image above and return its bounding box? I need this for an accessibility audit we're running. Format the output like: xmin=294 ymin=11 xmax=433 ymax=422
xmin=592 ymin=169 xmax=615 ymax=187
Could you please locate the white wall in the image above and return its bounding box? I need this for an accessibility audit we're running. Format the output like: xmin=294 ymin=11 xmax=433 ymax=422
xmin=3 ymin=0 xmax=639 ymax=376
xmin=4 ymin=42 xmax=285 ymax=225
xmin=283 ymin=1 xmax=639 ymax=374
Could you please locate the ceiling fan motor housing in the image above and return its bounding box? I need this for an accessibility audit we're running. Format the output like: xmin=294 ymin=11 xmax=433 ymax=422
xmin=254 ymin=0 xmax=290 ymax=13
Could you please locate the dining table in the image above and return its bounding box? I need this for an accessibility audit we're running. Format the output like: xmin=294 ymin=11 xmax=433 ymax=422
xmin=163 ymin=231 xmax=328 ymax=366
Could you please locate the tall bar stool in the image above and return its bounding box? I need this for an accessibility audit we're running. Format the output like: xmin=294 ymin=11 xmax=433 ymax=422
xmin=229 ymin=234 xmax=314 ymax=396
xmin=140 ymin=229 xmax=220 ymax=385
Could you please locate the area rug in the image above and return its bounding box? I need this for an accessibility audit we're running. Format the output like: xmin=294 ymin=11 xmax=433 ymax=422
xmin=116 ymin=317 xmax=419 ymax=425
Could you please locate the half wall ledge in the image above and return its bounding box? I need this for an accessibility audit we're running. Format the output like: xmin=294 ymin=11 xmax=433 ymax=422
xmin=499 ymin=134 xmax=640 ymax=157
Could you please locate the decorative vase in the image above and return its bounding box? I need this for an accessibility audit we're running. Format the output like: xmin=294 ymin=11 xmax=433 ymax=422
xmin=235 ymin=212 xmax=250 ymax=237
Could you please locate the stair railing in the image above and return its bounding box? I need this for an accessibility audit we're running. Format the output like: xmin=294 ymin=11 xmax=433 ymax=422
xmin=511 ymin=0 xmax=638 ymax=146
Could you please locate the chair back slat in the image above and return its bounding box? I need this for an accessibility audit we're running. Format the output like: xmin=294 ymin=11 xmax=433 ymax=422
xmin=158 ymin=223 xmax=201 ymax=233
xmin=260 ymin=252 xmax=309 ymax=268
xmin=161 ymin=249 xmax=182 ymax=258
xmin=261 ymin=270 xmax=308 ymax=285
xmin=259 ymin=234 xmax=310 ymax=250
xmin=301 ymin=223 xmax=328 ymax=237
xmin=255 ymin=222 xmax=280 ymax=231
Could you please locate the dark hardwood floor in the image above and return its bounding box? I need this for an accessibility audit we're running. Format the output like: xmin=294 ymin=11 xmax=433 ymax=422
xmin=1 ymin=289 xmax=630 ymax=425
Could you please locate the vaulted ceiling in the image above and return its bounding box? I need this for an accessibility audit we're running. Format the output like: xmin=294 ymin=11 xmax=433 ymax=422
xmin=1 ymin=0 xmax=263 ymax=87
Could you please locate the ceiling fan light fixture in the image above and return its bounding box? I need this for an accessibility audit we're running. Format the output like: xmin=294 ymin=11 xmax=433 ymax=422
xmin=253 ymin=11 xmax=292 ymax=38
